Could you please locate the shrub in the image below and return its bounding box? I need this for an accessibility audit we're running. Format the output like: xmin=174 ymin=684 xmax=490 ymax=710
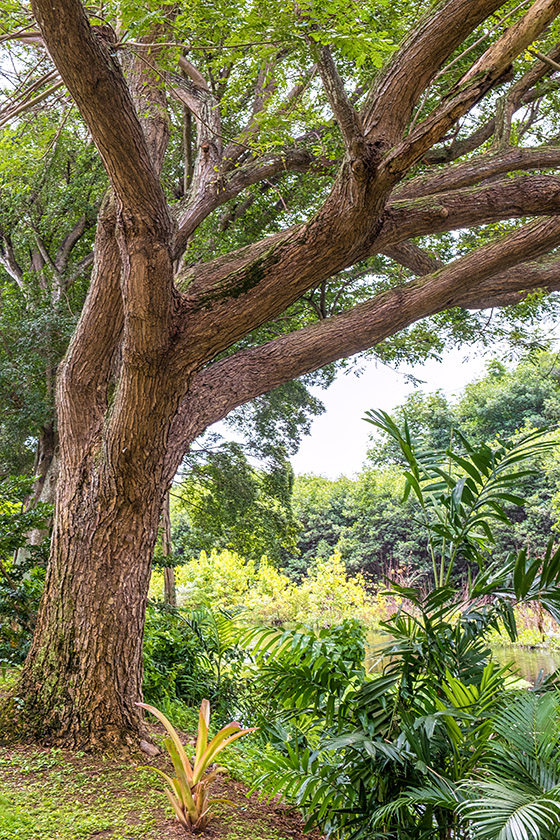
xmin=142 ymin=603 xmax=215 ymax=707
xmin=0 ymin=475 xmax=51 ymax=666
xmin=151 ymin=548 xmax=375 ymax=627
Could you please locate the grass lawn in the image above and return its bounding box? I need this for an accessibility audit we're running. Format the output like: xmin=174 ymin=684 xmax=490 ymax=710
xmin=0 ymin=673 xmax=311 ymax=840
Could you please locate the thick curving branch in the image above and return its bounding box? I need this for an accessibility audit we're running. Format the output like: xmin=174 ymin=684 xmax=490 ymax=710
xmin=165 ymin=216 xmax=560 ymax=472
xmin=361 ymin=0 xmax=505 ymax=144
xmin=382 ymin=242 xmax=444 ymax=275
xmin=400 ymin=144 xmax=560 ymax=200
xmin=377 ymin=173 xmax=560 ymax=247
xmin=30 ymin=0 xmax=169 ymax=228
xmin=383 ymin=0 xmax=560 ymax=176
xmin=177 ymin=171 xmax=560 ymax=304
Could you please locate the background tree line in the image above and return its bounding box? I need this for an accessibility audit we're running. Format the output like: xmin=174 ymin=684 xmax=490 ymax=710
xmin=167 ymin=350 xmax=560 ymax=584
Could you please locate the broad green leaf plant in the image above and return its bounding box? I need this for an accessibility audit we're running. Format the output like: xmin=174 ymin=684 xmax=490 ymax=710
xmin=248 ymin=413 xmax=560 ymax=840
xmin=364 ymin=409 xmax=557 ymax=587
xmin=460 ymin=691 xmax=560 ymax=840
xmin=138 ymin=699 xmax=256 ymax=832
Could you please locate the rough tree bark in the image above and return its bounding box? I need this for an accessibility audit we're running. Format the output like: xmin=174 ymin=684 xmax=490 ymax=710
xmin=3 ymin=0 xmax=560 ymax=749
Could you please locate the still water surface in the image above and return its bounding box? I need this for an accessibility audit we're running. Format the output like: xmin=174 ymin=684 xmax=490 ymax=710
xmin=367 ymin=633 xmax=560 ymax=684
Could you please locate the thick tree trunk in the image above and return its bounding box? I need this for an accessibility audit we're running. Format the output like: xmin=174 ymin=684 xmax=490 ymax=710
xmin=12 ymin=442 xmax=166 ymax=749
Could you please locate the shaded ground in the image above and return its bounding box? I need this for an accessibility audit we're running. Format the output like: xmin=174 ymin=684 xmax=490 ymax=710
xmin=0 ymin=675 xmax=315 ymax=840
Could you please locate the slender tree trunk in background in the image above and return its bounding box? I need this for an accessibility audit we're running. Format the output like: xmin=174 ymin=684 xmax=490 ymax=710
xmin=29 ymin=423 xmax=57 ymax=509
xmin=162 ymin=490 xmax=177 ymax=607
xmin=14 ymin=425 xmax=58 ymax=566
xmin=163 ymin=566 xmax=177 ymax=607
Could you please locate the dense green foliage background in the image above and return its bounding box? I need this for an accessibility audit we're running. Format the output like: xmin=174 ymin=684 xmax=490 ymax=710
xmin=165 ymin=351 xmax=560 ymax=585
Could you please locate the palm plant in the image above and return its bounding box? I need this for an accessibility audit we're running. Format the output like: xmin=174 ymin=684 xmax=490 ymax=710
xmin=364 ymin=410 xmax=556 ymax=587
xmin=460 ymin=691 xmax=560 ymax=840
xmin=247 ymin=413 xmax=560 ymax=839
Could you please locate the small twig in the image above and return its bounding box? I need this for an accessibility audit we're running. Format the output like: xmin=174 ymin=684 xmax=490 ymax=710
xmin=116 ymin=39 xmax=283 ymax=51
xmin=39 ymin=102 xmax=74 ymax=160
xmin=529 ymin=48 xmax=560 ymax=74
xmin=0 ymin=79 xmax=64 ymax=127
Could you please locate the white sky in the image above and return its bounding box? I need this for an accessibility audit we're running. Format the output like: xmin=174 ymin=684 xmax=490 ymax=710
xmin=289 ymin=348 xmax=488 ymax=478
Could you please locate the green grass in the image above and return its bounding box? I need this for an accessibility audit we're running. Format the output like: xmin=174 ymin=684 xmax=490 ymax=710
xmin=0 ymin=748 xmax=165 ymax=840
xmin=0 ymin=740 xmax=307 ymax=840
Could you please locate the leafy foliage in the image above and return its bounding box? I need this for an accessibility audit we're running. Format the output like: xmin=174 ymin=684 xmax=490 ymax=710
xmin=287 ymin=353 xmax=560 ymax=585
xmin=151 ymin=548 xmax=371 ymax=627
xmin=246 ymin=411 xmax=560 ymax=840
xmin=364 ymin=409 xmax=556 ymax=586
xmin=0 ymin=476 xmax=51 ymax=665
xmin=173 ymin=442 xmax=298 ymax=564
xmin=460 ymin=692 xmax=560 ymax=840
xmin=0 ymin=110 xmax=104 ymax=476
xmin=142 ymin=601 xmax=249 ymax=722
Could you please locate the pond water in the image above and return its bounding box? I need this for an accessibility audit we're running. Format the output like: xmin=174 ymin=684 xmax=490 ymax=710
xmin=367 ymin=632 xmax=560 ymax=684
xmin=492 ymin=644 xmax=560 ymax=684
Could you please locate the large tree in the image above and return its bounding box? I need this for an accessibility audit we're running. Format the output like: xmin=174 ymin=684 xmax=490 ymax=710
xmin=3 ymin=0 xmax=560 ymax=749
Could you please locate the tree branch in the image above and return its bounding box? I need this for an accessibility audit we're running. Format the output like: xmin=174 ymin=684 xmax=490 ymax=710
xmin=177 ymin=171 xmax=560 ymax=302
xmin=0 ymin=234 xmax=24 ymax=289
xmin=314 ymin=44 xmax=363 ymax=154
xmin=399 ymin=144 xmax=560 ymax=200
xmin=455 ymin=254 xmax=560 ymax=307
xmin=221 ymin=56 xmax=280 ymax=170
xmin=58 ymin=195 xmax=123 ymax=467
xmin=172 ymin=147 xmax=332 ymax=261
xmin=29 ymin=0 xmax=169 ymax=227
xmin=530 ymin=47 xmax=560 ymax=71
xmin=423 ymin=42 xmax=560 ymax=165
xmin=55 ymin=216 xmax=88 ymax=273
xmin=124 ymin=33 xmax=171 ymax=174
xmin=168 ymin=216 xmax=560 ymax=465
xmin=383 ymin=0 xmax=560 ymax=176
xmin=167 ymin=58 xmax=223 ymax=255
xmin=361 ymin=0 xmax=505 ymax=144
xmin=377 ymin=174 xmax=560 ymax=248
xmin=382 ymin=242 xmax=444 ymax=275
xmin=0 ymin=76 xmax=64 ymax=128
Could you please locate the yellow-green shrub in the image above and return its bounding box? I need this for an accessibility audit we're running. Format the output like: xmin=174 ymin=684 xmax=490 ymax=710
xmin=150 ymin=548 xmax=379 ymax=627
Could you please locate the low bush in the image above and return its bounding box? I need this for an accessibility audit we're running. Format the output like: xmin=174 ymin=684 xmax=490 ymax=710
xmin=150 ymin=549 xmax=375 ymax=627
xmin=142 ymin=603 xmax=215 ymax=708
xmin=142 ymin=601 xmax=254 ymax=724
xmin=0 ymin=476 xmax=51 ymax=666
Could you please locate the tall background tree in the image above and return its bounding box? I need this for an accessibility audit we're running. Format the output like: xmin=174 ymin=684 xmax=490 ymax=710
xmin=3 ymin=0 xmax=560 ymax=749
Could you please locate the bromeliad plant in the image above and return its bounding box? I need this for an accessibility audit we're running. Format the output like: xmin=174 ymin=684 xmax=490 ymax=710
xmin=137 ymin=698 xmax=256 ymax=832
